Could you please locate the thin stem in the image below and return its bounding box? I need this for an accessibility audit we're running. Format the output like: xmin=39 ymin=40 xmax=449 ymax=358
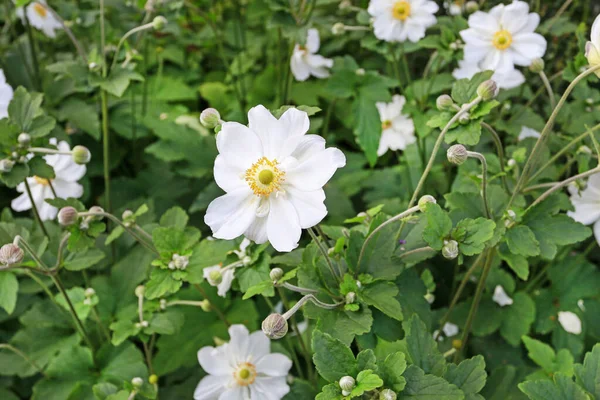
xmin=45 ymin=4 xmax=87 ymax=63
xmin=466 ymin=151 xmax=491 ymax=218
xmin=23 ymin=180 xmax=48 ymax=237
xmin=54 ymin=233 xmax=71 ymax=269
xmin=0 ymin=344 xmax=48 ymax=377
xmin=137 ymin=292 xmax=145 ymax=324
xmin=142 ymin=340 xmax=154 ymax=376
xmin=545 ymin=0 xmax=573 ymax=31
xmin=101 ymin=91 xmax=111 ymax=214
xmin=53 ymin=273 xmax=95 ymax=351
xmin=539 ymin=71 xmax=556 ymax=110
xmin=276 ymin=289 xmax=311 ymax=383
xmin=282 ymin=294 xmax=342 ymax=320
xmin=193 ymin=284 xmax=230 ymax=327
xmin=397 ymin=246 xmax=434 ymax=259
xmin=307 ymin=228 xmax=339 ymax=282
xmin=481 ymin=122 xmax=509 ymax=192
xmin=23 ymin=12 xmax=41 ymax=90
xmin=389 ymin=44 xmax=405 ymax=93
xmin=133 ymin=224 xmax=153 ymax=242
xmin=280 ymin=282 xmax=319 ymax=294
xmin=110 ymin=23 xmax=154 ymax=71
xmin=92 ymin=306 xmax=111 ymax=342
xmin=321 ymin=99 xmax=337 ymax=138
xmin=28 ymin=147 xmax=72 ymax=156
xmin=166 ymin=300 xmax=209 ymax=307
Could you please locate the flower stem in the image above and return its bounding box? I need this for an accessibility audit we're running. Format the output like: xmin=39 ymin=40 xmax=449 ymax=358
xmin=0 ymin=344 xmax=48 ymax=377
xmin=23 ymin=180 xmax=48 ymax=237
xmin=539 ymin=71 xmax=556 ymax=110
xmin=280 ymin=282 xmax=319 ymax=294
xmin=23 ymin=13 xmax=41 ymax=90
xmin=193 ymin=284 xmax=230 ymax=327
xmin=397 ymin=246 xmax=434 ymax=259
xmin=45 ymin=4 xmax=87 ymax=63
xmin=481 ymin=122 xmax=509 ymax=192
xmin=466 ymin=151 xmax=491 ymax=219
xmin=110 ymin=23 xmax=155 ymax=71
xmin=281 ymin=294 xmax=342 ymax=320
xmin=307 ymin=227 xmax=340 ymax=282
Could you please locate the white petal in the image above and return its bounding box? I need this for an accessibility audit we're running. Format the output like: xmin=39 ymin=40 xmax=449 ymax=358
xmin=289 ymin=135 xmax=326 ymax=163
xmin=217 ymin=122 xmax=263 ymax=171
xmin=255 ymin=353 xmax=293 ymax=377
xmin=52 ymin=180 xmax=84 ymax=199
xmin=245 ymin=216 xmax=268 ymax=244
xmin=290 ymin=51 xmax=310 ymax=82
xmin=218 ymin=386 xmax=248 ymax=400
xmin=593 ymin=220 xmax=600 ymax=248
xmin=510 ymin=33 xmax=547 ymax=66
xmin=373 ymin=12 xmax=397 ymax=42
xmin=204 ymin=187 xmax=259 ymax=240
xmin=306 ymin=55 xmax=333 ymax=79
xmin=285 ymin=148 xmax=346 ymax=191
xmin=492 ymin=68 xmax=524 ymax=90
xmin=214 ymin=155 xmax=246 ymax=193
xmin=248 ymin=331 xmax=271 ymax=361
xmin=592 ymin=14 xmax=600 ymax=48
xmin=267 ymin=194 xmax=301 ymax=252
xmin=306 ymin=28 xmax=320 ymax=53
xmin=194 ymin=375 xmax=226 ymax=400
xmin=467 ymin=11 xmax=500 ymax=37
xmin=558 ymin=311 xmax=582 ymax=335
xmin=499 ymin=1 xmax=530 ymax=34
xmin=248 ymin=105 xmax=308 ymax=160
xmin=518 ymin=126 xmax=541 ymax=141
xmin=11 ymin=193 xmax=32 ymax=212
xmin=198 ymin=347 xmax=232 ymax=375
xmin=217 ymin=268 xmax=235 ymax=297
xmin=251 ymin=377 xmax=290 ymax=400
xmin=227 ymin=325 xmax=251 ymax=363
xmin=442 ymin=322 xmax=459 ymax=337
xmin=492 ymin=285 xmax=513 ymax=307
xmin=285 ymin=187 xmax=327 ymax=229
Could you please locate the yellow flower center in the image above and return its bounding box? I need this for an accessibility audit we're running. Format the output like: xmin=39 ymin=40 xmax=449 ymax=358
xmin=34 ymin=176 xmax=51 ymax=186
xmin=33 ymin=2 xmax=48 ymax=18
xmin=233 ymin=362 xmax=257 ymax=386
xmin=245 ymin=157 xmax=284 ymax=197
xmin=392 ymin=1 xmax=411 ymax=21
xmin=382 ymin=120 xmax=392 ymax=130
xmin=493 ymin=29 xmax=513 ymax=50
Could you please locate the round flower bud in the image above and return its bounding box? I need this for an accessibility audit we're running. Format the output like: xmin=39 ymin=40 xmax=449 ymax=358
xmin=242 ymin=255 xmax=252 ymax=267
xmin=122 ymin=210 xmax=134 ymax=220
xmin=418 ymin=195 xmax=436 ymax=212
xmin=436 ymin=94 xmax=454 ymax=111
xmin=0 ymin=243 xmax=24 ymax=266
xmin=72 ymin=145 xmax=91 ymax=165
xmin=160 ymin=299 xmax=167 ymax=310
xmin=88 ymin=62 xmax=98 ymax=70
xmin=18 ymin=133 xmax=31 ymax=146
xmin=355 ymin=68 xmax=365 ymax=76
xmin=447 ymin=144 xmax=468 ymax=165
xmin=141 ymin=320 xmax=149 ymax=327
xmin=458 ymin=112 xmax=470 ymax=124
xmin=58 ymin=206 xmax=79 ymax=226
xmin=200 ymin=108 xmax=222 ymax=129
xmin=476 ymin=80 xmax=499 ymax=100
xmin=135 ymin=285 xmax=145 ymax=297
xmin=465 ymin=1 xmax=479 ymax=13
xmin=172 ymin=254 xmax=189 ymax=270
xmin=84 ymin=288 xmax=96 ymax=297
xmin=88 ymin=206 xmax=105 ymax=220
xmin=0 ymin=159 xmax=14 ymax=173
xmin=442 ymin=240 xmax=459 ymax=260
xmin=452 ymin=339 xmax=463 ymax=350
xmin=424 ymin=293 xmax=435 ymax=304
xmin=380 ymin=389 xmax=397 ymax=400
xmin=529 ymin=58 xmax=545 ymax=73
xmin=270 ymin=267 xmax=284 ymax=282
xmin=331 ymin=22 xmax=345 ymax=35
xmin=149 ymin=374 xmax=158 ymax=385
xmin=208 ymin=269 xmax=223 ymax=285
xmin=507 ymin=159 xmax=516 ymax=167
xmin=339 ymin=376 xmax=356 ymax=395
xmin=262 ymin=313 xmax=288 ymax=339
xmin=132 ymin=377 xmax=144 ymax=388
xmin=152 ymin=16 xmax=167 ymax=30
xmin=345 ymin=291 xmax=357 ymax=304
xmin=199 ymin=299 xmax=211 ymax=312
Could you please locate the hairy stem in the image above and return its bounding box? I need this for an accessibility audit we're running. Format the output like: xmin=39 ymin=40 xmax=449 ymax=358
xmin=467 ymin=151 xmax=491 ymax=218
xmin=481 ymin=122 xmax=509 ymax=192
xmin=23 ymin=180 xmax=48 ymax=237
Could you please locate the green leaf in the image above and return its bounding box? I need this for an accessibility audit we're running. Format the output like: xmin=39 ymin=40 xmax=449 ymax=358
xmin=109 ymin=319 xmax=141 ymax=346
xmin=451 ymin=218 xmax=495 ymax=256
xmin=242 ymin=280 xmax=273 ymax=300
xmin=445 ymin=121 xmax=482 ymax=146
xmin=525 ymin=214 xmax=591 ymax=260
xmin=500 ymin=292 xmax=536 ymax=347
xmin=519 ymin=373 xmax=589 ymax=400
xmin=144 ymin=268 xmax=183 ymax=299
xmin=159 ymin=206 xmax=189 ymax=229
xmin=63 ymin=249 xmax=106 ymax=271
xmin=445 ymin=356 xmax=487 ymax=400
xmin=523 ymin=336 xmax=573 ymax=378
xmin=91 ymin=69 xmax=144 ymax=97
xmin=152 ymin=227 xmax=187 ymax=254
xmin=451 ymin=71 xmax=493 ymax=105
xmin=0 ymin=271 xmax=18 ymax=314
xmin=422 ymin=203 xmax=453 ymax=250
xmin=498 ymin=244 xmax=529 ymax=280
xmin=0 ymin=163 xmax=30 ymax=188
xmin=312 ymin=330 xmax=357 ymax=383
xmin=361 ymin=281 xmax=403 ymax=321
xmin=353 ymin=95 xmax=381 ymax=167
xmin=505 ymin=226 xmax=540 ymax=257
xmin=55 ymin=287 xmax=97 ymax=321
xmin=403 ymin=315 xmax=447 ymax=377
xmin=400 ymin=365 xmax=465 ymax=399
xmin=28 ymin=157 xmax=55 ymax=179
xmin=350 ymin=370 xmax=384 ymax=397
xmin=380 ymin=352 xmax=408 ymax=392
xmin=574 ymin=344 xmax=600 ymax=399
xmin=28 ymin=115 xmax=56 ymax=138
xmin=315 ymin=383 xmax=342 ymax=400
xmin=8 ymin=87 xmax=43 ymax=131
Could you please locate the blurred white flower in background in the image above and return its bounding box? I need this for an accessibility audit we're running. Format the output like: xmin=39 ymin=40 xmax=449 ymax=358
xmin=290 ymin=29 xmax=333 ymax=81
xmin=376 ymin=95 xmax=416 ymax=156
xmin=0 ymin=70 xmax=14 ymax=119
xmin=568 ymin=173 xmax=600 ymax=246
xmin=445 ymin=0 xmax=464 ymax=16
xmin=368 ymin=0 xmax=439 ymax=43
xmin=205 ymin=105 xmax=346 ymax=252
xmin=558 ymin=311 xmax=582 ymax=335
xmin=518 ymin=126 xmax=541 ymax=141
xmin=492 ymin=285 xmax=513 ymax=307
xmin=11 ymin=140 xmax=86 ymax=221
xmin=453 ymin=59 xmax=526 ymax=89
xmin=194 ymin=325 xmax=292 ymax=400
xmin=16 ymin=0 xmax=62 ymax=38
xmin=586 ymin=13 xmax=600 ymax=76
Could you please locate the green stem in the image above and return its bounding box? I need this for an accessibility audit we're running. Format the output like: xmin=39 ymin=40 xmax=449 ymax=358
xmin=539 ymin=71 xmax=556 ymax=110
xmin=307 ymin=228 xmax=339 ymax=282
xmin=481 ymin=122 xmax=509 ymax=192
xmin=0 ymin=344 xmax=48 ymax=377
xmin=23 ymin=12 xmax=41 ymax=90
xmin=23 ymin=180 xmax=48 ymax=237
xmin=101 ymin=90 xmax=111 ymax=214
xmin=467 ymin=151 xmax=491 ymax=219
xmin=193 ymin=284 xmax=230 ymax=327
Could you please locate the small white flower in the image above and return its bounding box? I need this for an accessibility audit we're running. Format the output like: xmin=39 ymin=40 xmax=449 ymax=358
xmin=376 ymin=95 xmax=416 ymax=156
xmin=16 ymin=1 xmax=62 ymax=38
xmin=518 ymin=126 xmax=541 ymax=141
xmin=368 ymin=0 xmax=439 ymax=43
xmin=194 ymin=324 xmax=292 ymax=400
xmin=11 ymin=140 xmax=86 ymax=221
xmin=0 ymin=69 xmax=14 ymax=119
xmin=558 ymin=311 xmax=582 ymax=335
xmin=233 ymin=238 xmax=252 ymax=259
xmin=586 ymin=14 xmax=600 ymax=76
xmin=492 ymin=285 xmax=513 ymax=307
xmin=204 ymin=105 xmax=346 ymax=252
xmin=445 ymin=0 xmax=464 ymax=16
xmin=567 ymin=173 xmax=600 ymax=246
xmin=442 ymin=322 xmax=459 ymax=337
xmin=290 ymin=29 xmax=333 ymax=81
xmin=203 ymin=264 xmax=235 ymax=298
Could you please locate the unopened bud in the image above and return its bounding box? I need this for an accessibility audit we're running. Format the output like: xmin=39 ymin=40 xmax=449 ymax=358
xmin=436 ymin=94 xmax=454 ymax=111
xmin=0 ymin=244 xmax=24 ymax=266
xmin=149 ymin=374 xmax=158 ymax=384
xmin=72 ymin=145 xmax=91 ymax=165
xmin=442 ymin=240 xmax=459 ymax=260
xmin=345 ymin=292 xmax=356 ymax=304
xmin=418 ymin=195 xmax=436 ymax=212
xmin=132 ymin=377 xmax=144 ymax=388
xmin=122 ymin=210 xmax=134 ymax=220
xmin=135 ymin=285 xmax=145 ymax=297
xmin=339 ymin=376 xmax=355 ymax=396
xmin=270 ymin=267 xmax=284 ymax=281
xmin=262 ymin=313 xmax=288 ymax=339
xmin=242 ymin=255 xmax=252 ymax=266
xmin=458 ymin=112 xmax=470 ymax=124
xmin=199 ymin=299 xmax=211 ymax=312
xmin=0 ymin=159 xmax=14 ymax=172
xmin=355 ymin=68 xmax=365 ymax=76
xmin=84 ymin=288 xmax=96 ymax=297
xmin=200 ymin=108 xmax=222 ymax=129
xmin=380 ymin=389 xmax=397 ymax=400
xmin=152 ymin=16 xmax=167 ymax=30
xmin=58 ymin=206 xmax=79 ymax=226
xmin=465 ymin=1 xmax=478 ymax=13
xmin=339 ymin=0 xmax=352 ymax=9
xmin=88 ymin=206 xmax=104 ymax=220
xmin=452 ymin=339 xmax=463 ymax=350
xmin=507 ymin=159 xmax=516 ymax=167
xmin=424 ymin=293 xmax=435 ymax=304
xmin=18 ymin=133 xmax=31 ymax=146
xmin=172 ymin=253 xmax=189 ymax=270
xmin=331 ymin=22 xmax=345 ymax=35
xmin=529 ymin=58 xmax=545 ymax=73
xmin=141 ymin=320 xmax=149 ymax=327
xmin=208 ymin=269 xmax=223 ymax=285
xmin=159 ymin=299 xmax=167 ymax=309
xmin=477 ymin=80 xmax=499 ymax=101
xmin=88 ymin=62 xmax=98 ymax=70
xmin=447 ymin=144 xmax=468 ymax=165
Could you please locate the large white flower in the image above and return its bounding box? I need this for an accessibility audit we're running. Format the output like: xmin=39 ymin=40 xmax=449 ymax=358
xmin=11 ymin=140 xmax=86 ymax=221
xmin=455 ymin=1 xmax=546 ymax=88
xmin=194 ymin=324 xmax=292 ymax=400
xmin=453 ymin=59 xmax=525 ymax=89
xmin=558 ymin=311 xmax=582 ymax=335
xmin=368 ymin=0 xmax=439 ymax=43
xmin=568 ymin=172 xmax=600 ymax=246
xmin=290 ymin=29 xmax=333 ymax=82
xmin=204 ymin=105 xmax=346 ymax=252
xmin=0 ymin=70 xmax=14 ymax=120
xmin=16 ymin=0 xmax=62 ymax=38
xmin=586 ymin=14 xmax=600 ymax=76
xmin=376 ymin=95 xmax=415 ymax=156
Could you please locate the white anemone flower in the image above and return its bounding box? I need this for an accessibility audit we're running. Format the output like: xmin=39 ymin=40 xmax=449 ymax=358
xmin=204 ymin=105 xmax=346 ymax=252
xmin=290 ymin=29 xmax=333 ymax=82
xmin=368 ymin=0 xmax=439 ymax=43
xmin=453 ymin=59 xmax=525 ymax=89
xmin=586 ymin=14 xmax=600 ymax=76
xmin=16 ymin=1 xmax=62 ymax=38
xmin=492 ymin=285 xmax=513 ymax=307
xmin=455 ymin=1 xmax=546 ymax=88
xmin=11 ymin=140 xmax=86 ymax=221
xmin=194 ymin=324 xmax=292 ymax=400
xmin=376 ymin=95 xmax=416 ymax=156
xmin=0 ymin=70 xmax=14 ymax=119
xmin=568 ymin=173 xmax=600 ymax=246
xmin=558 ymin=311 xmax=582 ymax=335
xmin=518 ymin=126 xmax=541 ymax=141
xmin=203 ymin=264 xmax=235 ymax=298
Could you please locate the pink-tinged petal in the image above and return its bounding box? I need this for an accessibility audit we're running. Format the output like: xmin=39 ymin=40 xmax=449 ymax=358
xmin=214 ymin=155 xmax=246 ymax=193
xmin=204 ymin=188 xmax=259 ymax=240
xmin=198 ymin=347 xmax=232 ymax=375
xmin=248 ymin=331 xmax=270 ymax=361
xmin=194 ymin=375 xmax=226 ymax=400
xmin=255 ymin=353 xmax=293 ymax=377
xmin=216 ymin=122 xmax=263 ymax=170
xmin=267 ymin=194 xmax=301 ymax=252
xmin=306 ymin=28 xmax=320 ymax=53
xmin=285 ymin=187 xmax=327 ymax=229
xmin=285 ymin=148 xmax=346 ymax=192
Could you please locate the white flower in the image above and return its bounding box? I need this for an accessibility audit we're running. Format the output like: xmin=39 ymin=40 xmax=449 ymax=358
xmin=586 ymin=14 xmax=600 ymax=76
xmin=455 ymin=1 xmax=546 ymax=89
xmin=453 ymin=59 xmax=525 ymax=89
xmin=233 ymin=238 xmax=252 ymax=259
xmin=290 ymin=29 xmax=333 ymax=81
xmin=368 ymin=0 xmax=439 ymax=43
xmin=442 ymin=322 xmax=459 ymax=337
xmin=0 ymin=69 xmax=14 ymax=119
xmin=376 ymin=95 xmax=416 ymax=156
xmin=16 ymin=1 xmax=62 ymax=38
xmin=445 ymin=0 xmax=464 ymax=16
xmin=558 ymin=311 xmax=582 ymax=335
xmin=518 ymin=126 xmax=541 ymax=141
xmin=11 ymin=140 xmax=86 ymax=221
xmin=492 ymin=285 xmax=513 ymax=307
xmin=194 ymin=324 xmax=292 ymax=400
xmin=568 ymin=173 xmax=600 ymax=246
xmin=204 ymin=105 xmax=346 ymax=252
xmin=204 ymin=264 xmax=235 ymax=298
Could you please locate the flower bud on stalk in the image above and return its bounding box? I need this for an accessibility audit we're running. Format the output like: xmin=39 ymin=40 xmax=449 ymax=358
xmin=447 ymin=144 xmax=468 ymax=165
xmin=200 ymin=108 xmax=222 ymax=129
xmin=345 ymin=291 xmax=357 ymax=304
xmin=270 ymin=267 xmax=284 ymax=282
xmin=88 ymin=206 xmax=105 ymax=220
xmin=18 ymin=133 xmax=31 ymax=147
xmin=465 ymin=1 xmax=478 ymax=13
xmin=380 ymin=389 xmax=397 ymax=400
xmin=131 ymin=377 xmax=144 ymax=388
xmin=339 ymin=376 xmax=355 ymax=396
xmin=149 ymin=374 xmax=158 ymax=385
xmin=436 ymin=94 xmax=454 ymax=111
xmin=418 ymin=195 xmax=436 ymax=212
xmin=331 ymin=22 xmax=345 ymax=35
xmin=152 ymin=16 xmax=167 ymax=30
xmin=0 ymin=159 xmax=14 ymax=172
xmin=476 ymin=80 xmax=499 ymax=101
xmin=72 ymin=145 xmax=91 ymax=165
xmin=58 ymin=206 xmax=79 ymax=226
xmin=458 ymin=112 xmax=470 ymax=124
xmin=0 ymin=243 xmax=24 ymax=266
xmin=529 ymin=58 xmax=545 ymax=73
xmin=442 ymin=240 xmax=459 ymax=260
xmin=135 ymin=285 xmax=145 ymax=298
xmin=208 ymin=269 xmax=223 ymax=285
xmin=84 ymin=288 xmax=96 ymax=297
xmin=261 ymin=313 xmax=289 ymax=339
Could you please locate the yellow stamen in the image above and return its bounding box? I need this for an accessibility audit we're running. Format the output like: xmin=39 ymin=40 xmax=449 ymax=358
xmin=392 ymin=1 xmax=411 ymax=21
xmin=493 ymin=29 xmax=512 ymax=50
xmin=382 ymin=120 xmax=392 ymax=130
xmin=245 ymin=157 xmax=284 ymax=197
xmin=34 ymin=176 xmax=51 ymax=186
xmin=233 ymin=362 xmax=257 ymax=386
xmin=33 ymin=2 xmax=48 ymax=18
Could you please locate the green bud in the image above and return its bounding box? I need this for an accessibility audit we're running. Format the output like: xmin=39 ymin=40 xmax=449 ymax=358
xmin=380 ymin=389 xmax=397 ymax=400
xmin=18 ymin=133 xmax=31 ymax=146
xmin=331 ymin=22 xmax=345 ymax=35
xmin=418 ymin=195 xmax=436 ymax=212
xmin=270 ymin=267 xmax=284 ymax=281
xmin=131 ymin=377 xmax=144 ymax=388
xmin=529 ymin=58 xmax=545 ymax=73
xmin=345 ymin=291 xmax=356 ymax=304
xmin=262 ymin=313 xmax=288 ymax=339
xmin=476 ymin=79 xmax=499 ymax=100
xmin=152 ymin=16 xmax=167 ymax=30
xmin=447 ymin=144 xmax=468 ymax=165
xmin=200 ymin=108 xmax=222 ymax=129
xmin=72 ymin=145 xmax=91 ymax=165
xmin=442 ymin=240 xmax=459 ymax=260
xmin=135 ymin=285 xmax=145 ymax=297
xmin=436 ymin=94 xmax=454 ymax=111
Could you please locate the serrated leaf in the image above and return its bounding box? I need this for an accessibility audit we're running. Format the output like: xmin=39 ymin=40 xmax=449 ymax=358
xmin=452 ymin=218 xmax=495 ymax=256
xmin=312 ymin=330 xmax=357 ymax=383
xmin=350 ymin=370 xmax=384 ymax=397
xmin=422 ymin=203 xmax=453 ymax=250
xmin=505 ymin=225 xmax=540 ymax=257
xmin=361 ymin=281 xmax=403 ymax=321
xmin=400 ymin=365 xmax=465 ymax=399
xmin=500 ymin=292 xmax=536 ymax=347
xmin=144 ymin=268 xmax=182 ymax=299
xmin=0 ymin=272 xmax=19 ymax=314
xmin=380 ymin=352 xmax=408 ymax=392
xmin=574 ymin=344 xmax=600 ymax=399
xmin=519 ymin=373 xmax=589 ymax=400
xmin=445 ymin=356 xmax=487 ymax=400
xmin=403 ymin=315 xmax=447 ymax=377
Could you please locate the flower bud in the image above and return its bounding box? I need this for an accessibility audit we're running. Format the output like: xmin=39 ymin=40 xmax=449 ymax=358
xmin=458 ymin=112 xmax=470 ymax=124
xmin=0 ymin=159 xmax=14 ymax=172
xmin=331 ymin=22 xmax=345 ymax=35
xmin=529 ymin=58 xmax=545 ymax=73
xmin=141 ymin=320 xmax=149 ymax=327
xmin=262 ymin=313 xmax=288 ymax=339
xmin=132 ymin=377 xmax=144 ymax=388
xmin=199 ymin=299 xmax=211 ymax=312
xmin=355 ymin=68 xmax=365 ymax=76
xmin=208 ymin=269 xmax=223 ymax=285
xmin=345 ymin=291 xmax=356 ymax=304
xmin=270 ymin=267 xmax=284 ymax=281
xmin=200 ymin=108 xmax=222 ymax=129
xmin=447 ymin=144 xmax=468 ymax=165
xmin=436 ymin=94 xmax=454 ymax=111
xmin=72 ymin=145 xmax=91 ymax=165
xmin=172 ymin=253 xmax=189 ymax=270
xmin=88 ymin=206 xmax=105 ymax=219
xmin=418 ymin=195 xmax=436 ymax=212
xmin=84 ymin=288 xmax=96 ymax=297
xmin=339 ymin=376 xmax=355 ymax=396
xmin=476 ymin=80 xmax=499 ymax=100
xmin=58 ymin=206 xmax=79 ymax=226
xmin=18 ymin=133 xmax=31 ymax=146
xmin=149 ymin=374 xmax=158 ymax=385
xmin=122 ymin=210 xmax=134 ymax=220
xmin=507 ymin=158 xmax=516 ymax=167
xmin=135 ymin=285 xmax=145 ymax=297
xmin=0 ymin=244 xmax=24 ymax=266
xmin=424 ymin=293 xmax=435 ymax=304
xmin=152 ymin=16 xmax=167 ymax=30
xmin=465 ymin=1 xmax=478 ymax=13
xmin=160 ymin=299 xmax=167 ymax=310
xmin=339 ymin=0 xmax=351 ymax=9
xmin=442 ymin=240 xmax=459 ymax=260
xmin=452 ymin=339 xmax=463 ymax=350
xmin=242 ymin=255 xmax=252 ymax=267
xmin=380 ymin=389 xmax=397 ymax=400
